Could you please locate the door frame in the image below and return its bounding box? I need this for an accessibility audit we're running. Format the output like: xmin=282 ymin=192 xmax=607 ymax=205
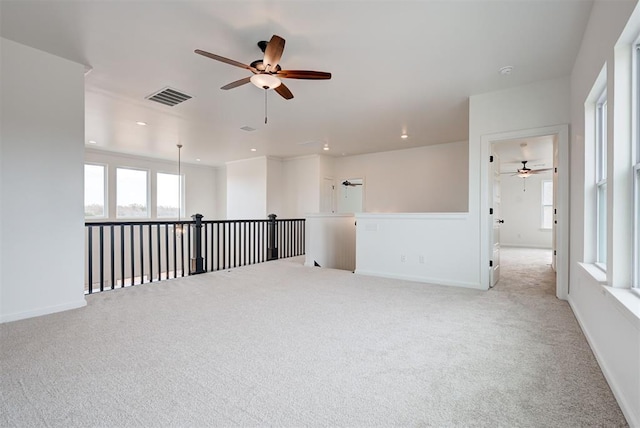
xmin=480 ymin=124 xmax=569 ymax=299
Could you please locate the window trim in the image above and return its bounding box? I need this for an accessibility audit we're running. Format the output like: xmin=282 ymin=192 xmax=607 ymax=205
xmin=633 ymin=164 xmax=640 ymax=291
xmin=595 ymin=91 xmax=608 ymax=270
xmin=633 ymin=43 xmax=640 ymax=290
xmin=115 ymin=166 xmax=150 ymax=219
xmin=84 ymin=163 xmax=107 ymax=219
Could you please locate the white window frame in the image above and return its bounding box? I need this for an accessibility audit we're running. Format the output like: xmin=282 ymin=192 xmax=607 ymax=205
xmin=595 ymin=90 xmax=608 ymax=270
xmin=84 ymin=163 xmax=107 ymax=219
xmin=156 ymin=171 xmax=184 ymax=219
xmin=633 ymin=43 xmax=640 ymax=291
xmin=116 ymin=167 xmax=150 ymax=219
xmin=541 ymin=179 xmax=553 ymax=230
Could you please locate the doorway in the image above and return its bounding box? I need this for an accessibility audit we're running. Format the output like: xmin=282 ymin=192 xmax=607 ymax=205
xmin=320 ymin=177 xmax=335 ymax=213
xmin=481 ymin=124 xmax=568 ymax=299
xmin=491 ymin=135 xmax=555 ymax=291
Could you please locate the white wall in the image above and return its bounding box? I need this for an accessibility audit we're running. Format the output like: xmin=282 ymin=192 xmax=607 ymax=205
xmin=1 ymin=39 xmax=86 ymax=322
xmin=215 ymin=166 xmax=227 ymax=220
xmin=470 ymin=77 xmax=571 ymax=292
xmin=568 ymin=1 xmax=640 ymax=425
xmin=333 ymin=141 xmax=469 ymax=213
xmin=355 ymin=213 xmax=477 ymax=288
xmin=281 ymin=156 xmax=321 ymax=218
xmin=85 ymin=149 xmax=220 ymax=220
xmin=500 ymin=172 xmax=553 ymax=248
xmin=266 ymin=157 xmax=283 ymax=216
xmin=226 ymin=157 xmax=267 ymax=219
xmin=305 ymin=214 xmax=356 ymax=271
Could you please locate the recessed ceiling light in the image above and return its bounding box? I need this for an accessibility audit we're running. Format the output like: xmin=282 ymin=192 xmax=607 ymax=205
xmin=401 ymin=134 xmax=408 ymax=139
xmin=196 ymin=158 xmax=201 ymax=162
xmin=250 ymin=148 xmax=257 ymax=152
xmin=87 ymin=140 xmax=97 ymax=144
xmin=323 ymin=147 xmax=330 ymax=151
xmin=136 ymin=121 xmax=147 ymax=126
xmin=499 ymin=66 xmax=514 ymax=75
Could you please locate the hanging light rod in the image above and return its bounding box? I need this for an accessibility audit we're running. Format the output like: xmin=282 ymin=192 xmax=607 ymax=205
xmin=176 ymin=143 xmax=184 ymax=235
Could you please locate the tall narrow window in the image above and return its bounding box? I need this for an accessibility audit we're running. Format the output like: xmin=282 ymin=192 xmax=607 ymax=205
xmin=157 ymin=172 xmax=182 ymax=218
xmin=116 ymin=168 xmax=148 ymax=218
xmin=596 ymin=92 xmax=608 ymax=268
xmin=541 ymin=180 xmax=553 ymax=229
xmin=634 ymin=44 xmax=640 ymax=289
xmin=84 ymin=164 xmax=106 ymax=218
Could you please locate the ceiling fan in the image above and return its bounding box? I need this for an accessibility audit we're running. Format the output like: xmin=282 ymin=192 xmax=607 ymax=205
xmin=342 ymin=180 xmax=362 ymax=187
xmin=503 ymin=161 xmax=553 ymax=178
xmin=195 ymin=35 xmax=331 ymax=100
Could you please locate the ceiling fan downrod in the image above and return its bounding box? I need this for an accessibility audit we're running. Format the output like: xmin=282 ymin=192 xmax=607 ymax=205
xmin=264 ymin=88 xmax=268 ymax=124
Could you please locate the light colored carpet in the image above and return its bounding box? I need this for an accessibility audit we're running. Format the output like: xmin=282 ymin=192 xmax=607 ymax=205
xmin=1 ymin=248 xmax=627 ymax=427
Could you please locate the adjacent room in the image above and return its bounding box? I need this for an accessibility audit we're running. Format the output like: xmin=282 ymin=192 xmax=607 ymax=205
xmin=1 ymin=1 xmax=639 ymax=426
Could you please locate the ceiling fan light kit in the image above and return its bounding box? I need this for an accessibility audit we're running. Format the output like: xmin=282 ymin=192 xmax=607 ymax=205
xmin=250 ymin=73 xmax=281 ymax=89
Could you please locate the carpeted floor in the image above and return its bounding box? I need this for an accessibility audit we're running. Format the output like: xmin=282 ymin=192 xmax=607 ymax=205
xmin=0 ymin=248 xmax=627 ymax=427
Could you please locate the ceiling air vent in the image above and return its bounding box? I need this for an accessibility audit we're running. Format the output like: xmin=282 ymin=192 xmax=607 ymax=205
xmin=145 ymin=87 xmax=192 ymax=107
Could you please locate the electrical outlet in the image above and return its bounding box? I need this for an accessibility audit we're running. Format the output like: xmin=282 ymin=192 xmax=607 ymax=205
xmin=419 ymin=255 xmax=425 ymax=264
xmin=400 ymin=254 xmax=406 ymax=263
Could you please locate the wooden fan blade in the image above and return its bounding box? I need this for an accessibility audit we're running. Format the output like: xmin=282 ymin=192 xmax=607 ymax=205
xmin=221 ymin=76 xmax=252 ymax=90
xmin=195 ymin=49 xmax=255 ymax=71
xmin=277 ymin=70 xmax=332 ymax=80
xmin=275 ymin=82 xmax=294 ymax=100
xmin=263 ymin=35 xmax=285 ymax=72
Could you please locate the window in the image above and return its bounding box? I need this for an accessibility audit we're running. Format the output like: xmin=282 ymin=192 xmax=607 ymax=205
xmin=634 ymin=44 xmax=640 ymax=289
xmin=84 ymin=164 xmax=106 ymax=218
xmin=596 ymin=92 xmax=608 ymax=268
xmin=157 ymin=172 xmax=183 ymax=218
xmin=541 ymin=180 xmax=553 ymax=229
xmin=116 ymin=168 xmax=148 ymax=218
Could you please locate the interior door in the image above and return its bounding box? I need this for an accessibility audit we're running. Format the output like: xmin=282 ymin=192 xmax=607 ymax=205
xmin=552 ymin=137 xmax=558 ymax=271
xmin=491 ymin=151 xmax=502 ymax=287
xmin=320 ymin=177 xmax=335 ymax=213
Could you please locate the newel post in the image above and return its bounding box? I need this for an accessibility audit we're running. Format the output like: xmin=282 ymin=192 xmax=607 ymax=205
xmin=190 ymin=213 xmax=205 ymax=274
xmin=267 ymin=213 xmax=278 ymax=261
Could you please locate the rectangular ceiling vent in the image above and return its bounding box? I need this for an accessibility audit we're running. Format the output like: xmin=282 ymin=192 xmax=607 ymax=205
xmin=240 ymin=126 xmax=256 ymax=132
xmin=145 ymin=87 xmax=192 ymax=107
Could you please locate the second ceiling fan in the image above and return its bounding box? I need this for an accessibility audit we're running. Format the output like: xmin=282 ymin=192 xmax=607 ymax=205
xmin=195 ymin=34 xmax=331 ymax=100
xmin=503 ymin=161 xmax=553 ymax=178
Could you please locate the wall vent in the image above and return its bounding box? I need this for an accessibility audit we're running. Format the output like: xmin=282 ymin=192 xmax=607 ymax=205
xmin=145 ymin=87 xmax=192 ymax=107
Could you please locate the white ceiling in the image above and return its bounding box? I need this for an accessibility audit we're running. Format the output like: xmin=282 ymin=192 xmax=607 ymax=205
xmin=0 ymin=0 xmax=593 ymax=167
xmin=493 ymin=135 xmax=554 ymax=173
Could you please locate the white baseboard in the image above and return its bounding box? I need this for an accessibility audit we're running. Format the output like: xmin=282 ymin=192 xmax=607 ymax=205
xmin=1 ymin=299 xmax=87 ymax=324
xmin=568 ymin=295 xmax=639 ymax=428
xmin=354 ymin=269 xmax=484 ymax=290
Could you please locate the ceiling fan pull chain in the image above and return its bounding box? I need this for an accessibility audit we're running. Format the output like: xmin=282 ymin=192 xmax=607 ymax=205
xmin=264 ymin=88 xmax=268 ymax=124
